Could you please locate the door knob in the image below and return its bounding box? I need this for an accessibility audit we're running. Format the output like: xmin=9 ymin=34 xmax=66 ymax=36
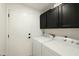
xmin=28 ymin=37 xmax=31 ymax=39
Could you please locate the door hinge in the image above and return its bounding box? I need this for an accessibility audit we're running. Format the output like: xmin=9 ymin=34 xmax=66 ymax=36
xmin=8 ymin=34 xmax=9 ymax=38
xmin=8 ymin=14 xmax=10 ymax=17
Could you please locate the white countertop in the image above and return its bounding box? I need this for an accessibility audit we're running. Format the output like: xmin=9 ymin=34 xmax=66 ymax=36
xmin=33 ymin=36 xmax=79 ymax=56
xmin=33 ymin=36 xmax=52 ymax=43
xmin=43 ymin=40 xmax=79 ymax=56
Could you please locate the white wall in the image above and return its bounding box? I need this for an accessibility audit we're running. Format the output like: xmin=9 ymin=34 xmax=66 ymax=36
xmin=45 ymin=29 xmax=79 ymax=40
xmin=41 ymin=3 xmax=54 ymax=14
xmin=0 ymin=3 xmax=6 ymax=55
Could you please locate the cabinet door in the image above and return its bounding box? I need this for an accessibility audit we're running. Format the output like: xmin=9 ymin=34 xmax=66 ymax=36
xmin=32 ymin=39 xmax=42 ymax=56
xmin=40 ymin=12 xmax=47 ymax=29
xmin=61 ymin=3 xmax=79 ymax=28
xmin=42 ymin=45 xmax=60 ymax=56
xmin=47 ymin=7 xmax=59 ymax=28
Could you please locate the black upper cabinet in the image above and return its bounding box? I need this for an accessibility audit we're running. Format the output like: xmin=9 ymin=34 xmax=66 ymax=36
xmin=40 ymin=3 xmax=79 ymax=28
xmin=40 ymin=12 xmax=47 ymax=28
xmin=61 ymin=3 xmax=79 ymax=28
xmin=47 ymin=7 xmax=59 ymax=28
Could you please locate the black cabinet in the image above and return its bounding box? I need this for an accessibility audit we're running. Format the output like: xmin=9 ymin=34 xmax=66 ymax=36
xmin=47 ymin=7 xmax=59 ymax=28
xmin=40 ymin=3 xmax=79 ymax=28
xmin=61 ymin=3 xmax=79 ymax=28
xmin=40 ymin=12 xmax=47 ymax=28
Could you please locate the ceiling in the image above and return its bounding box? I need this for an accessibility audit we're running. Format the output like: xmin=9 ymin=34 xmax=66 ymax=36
xmin=23 ymin=3 xmax=54 ymax=13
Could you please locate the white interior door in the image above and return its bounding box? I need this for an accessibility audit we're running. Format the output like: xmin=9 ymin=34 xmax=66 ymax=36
xmin=7 ymin=9 xmax=32 ymax=56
